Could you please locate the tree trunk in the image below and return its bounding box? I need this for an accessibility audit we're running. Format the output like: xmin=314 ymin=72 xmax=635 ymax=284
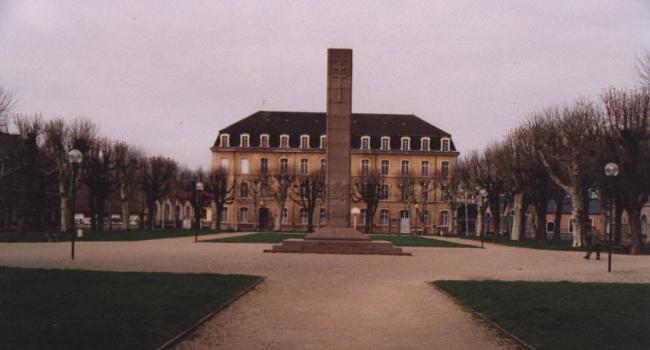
xmin=121 ymin=199 xmax=129 ymax=231
xmin=568 ymin=189 xmax=586 ymax=247
xmin=59 ymin=178 xmax=69 ymax=234
xmin=476 ymin=210 xmax=484 ymax=237
xmin=627 ymin=206 xmax=643 ymax=255
xmin=96 ymin=198 xmax=106 ymax=232
xmin=553 ymin=197 xmax=563 ymax=240
xmin=535 ymin=204 xmax=547 ymax=241
xmin=216 ymin=203 xmax=224 ymax=231
xmin=147 ymin=202 xmax=155 ymax=231
xmin=307 ymin=208 xmax=314 ymax=233
xmin=511 ymin=193 xmax=524 ymax=241
xmin=274 ymin=204 xmax=281 ymax=231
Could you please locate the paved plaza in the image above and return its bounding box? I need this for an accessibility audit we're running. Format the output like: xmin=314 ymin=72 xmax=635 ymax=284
xmin=2 ymin=233 xmax=649 ymax=349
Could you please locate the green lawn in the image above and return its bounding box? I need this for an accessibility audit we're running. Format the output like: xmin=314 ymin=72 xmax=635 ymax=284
xmin=370 ymin=235 xmax=477 ymax=248
xmin=205 ymin=233 xmax=307 ymax=243
xmin=454 ymin=235 xmax=647 ymax=254
xmin=0 ymin=228 xmax=222 ymax=242
xmin=205 ymin=232 xmax=475 ymax=248
xmin=433 ymin=280 xmax=650 ymax=350
xmin=0 ymin=266 xmax=261 ymax=350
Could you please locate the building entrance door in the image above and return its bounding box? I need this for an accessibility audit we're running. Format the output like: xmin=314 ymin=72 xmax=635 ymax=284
xmin=259 ymin=208 xmax=269 ymax=231
xmin=399 ymin=210 xmax=410 ymax=234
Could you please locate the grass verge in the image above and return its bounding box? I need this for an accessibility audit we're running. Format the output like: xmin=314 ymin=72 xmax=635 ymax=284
xmin=0 ymin=266 xmax=261 ymax=350
xmin=371 ymin=235 xmax=477 ymax=248
xmin=205 ymin=233 xmax=307 ymax=243
xmin=0 ymin=229 xmax=222 ymax=242
xmin=433 ymin=280 xmax=650 ymax=350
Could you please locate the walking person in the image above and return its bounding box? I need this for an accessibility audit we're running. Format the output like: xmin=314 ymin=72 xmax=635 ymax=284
xmin=584 ymin=225 xmax=601 ymax=260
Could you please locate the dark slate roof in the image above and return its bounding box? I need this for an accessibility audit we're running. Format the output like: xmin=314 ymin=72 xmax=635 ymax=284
xmin=546 ymin=198 xmax=602 ymax=215
xmin=213 ymin=111 xmax=456 ymax=151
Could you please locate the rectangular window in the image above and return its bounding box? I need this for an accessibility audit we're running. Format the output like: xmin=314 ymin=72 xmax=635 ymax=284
xmin=360 ymin=209 xmax=367 ymax=225
xmin=240 ymin=158 xmax=249 ymax=174
xmin=546 ymin=221 xmax=555 ymax=233
xmin=401 ymin=160 xmax=409 ymax=175
xmin=300 ymin=209 xmax=308 ymax=225
xmin=421 ymin=161 xmax=429 ymax=176
xmin=381 ymin=160 xmax=389 ymax=175
xmin=380 ymin=185 xmax=389 ymax=200
xmin=300 ymin=159 xmax=309 ymax=174
xmin=220 ymin=157 xmax=229 ymax=171
xmin=401 ymin=138 xmax=410 ymax=151
xmin=422 ymin=210 xmax=429 ymax=224
xmin=380 ymin=209 xmax=389 ymax=225
xmin=260 ymin=158 xmax=268 ymax=174
xmin=240 ymin=182 xmax=248 ymax=198
xmin=422 ymin=186 xmax=429 ymax=201
xmin=319 ymin=208 xmax=326 ymax=225
xmin=440 ymin=211 xmax=449 ymax=227
xmin=221 ymin=134 xmax=229 ymax=147
xmin=220 ymin=207 xmax=228 ymax=222
xmin=280 ymin=158 xmax=288 ymax=174
xmin=300 ymin=135 xmax=309 ymax=149
xmin=239 ymin=207 xmax=248 ymax=223
xmin=320 ymin=159 xmax=327 ymax=174
xmin=441 ymin=161 xmax=450 ymax=178
xmin=361 ymin=159 xmax=369 ymax=175
xmin=281 ymin=208 xmax=288 ymax=224
xmin=401 ymin=187 xmax=409 ymax=201
xmin=442 ymin=139 xmax=450 ymax=151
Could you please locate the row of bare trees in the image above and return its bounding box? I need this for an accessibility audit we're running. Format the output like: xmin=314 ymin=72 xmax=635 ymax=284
xmin=458 ymin=86 xmax=650 ymax=255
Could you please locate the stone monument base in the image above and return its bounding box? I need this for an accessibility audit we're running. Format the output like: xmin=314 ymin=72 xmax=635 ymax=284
xmin=264 ymin=227 xmax=410 ymax=256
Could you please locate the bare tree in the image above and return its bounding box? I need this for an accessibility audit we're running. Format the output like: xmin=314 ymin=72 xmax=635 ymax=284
xmin=247 ymin=171 xmax=270 ymax=231
xmin=42 ymin=118 xmax=97 ymax=234
xmin=271 ymin=168 xmax=295 ymax=231
xmin=82 ymin=138 xmax=121 ymax=231
xmin=535 ymin=102 xmax=603 ymax=247
xmin=137 ymin=155 xmax=178 ymax=230
xmin=0 ymin=87 xmax=15 ymax=132
xmin=351 ymin=169 xmax=386 ymax=233
xmin=205 ymin=167 xmax=235 ymax=231
xmin=600 ymin=87 xmax=650 ymax=255
xmin=291 ymin=170 xmax=325 ymax=233
xmin=636 ymin=51 xmax=650 ymax=88
xmin=113 ymin=142 xmax=143 ymax=230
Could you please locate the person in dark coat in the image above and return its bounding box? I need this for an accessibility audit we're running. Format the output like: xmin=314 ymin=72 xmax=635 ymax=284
xmin=584 ymin=225 xmax=601 ymax=260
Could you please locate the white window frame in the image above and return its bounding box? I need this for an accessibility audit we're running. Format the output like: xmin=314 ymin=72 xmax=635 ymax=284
xmin=319 ymin=208 xmax=326 ymax=225
xmin=280 ymin=158 xmax=289 ymax=174
xmin=220 ymin=207 xmax=229 ymax=222
xmin=421 ymin=161 xmax=429 ymax=177
xmin=441 ymin=137 xmax=450 ymax=152
xmin=320 ymin=135 xmax=327 ymax=149
xmin=240 ymin=133 xmax=250 ymax=148
xmin=381 ymin=160 xmax=390 ymax=176
xmin=280 ymin=134 xmax=290 ymax=148
xmin=439 ymin=210 xmax=449 ymax=227
xmin=401 ymin=160 xmax=410 ymax=175
xmin=239 ymin=207 xmax=249 ymax=223
xmin=281 ymin=208 xmax=288 ymax=224
xmin=380 ymin=209 xmax=389 ymax=225
xmin=421 ymin=137 xmax=430 ymax=151
xmin=240 ymin=158 xmax=249 ymax=174
xmin=240 ymin=182 xmax=249 ymax=198
xmin=401 ymin=137 xmax=411 ymax=151
xmin=320 ymin=159 xmax=327 ymax=174
xmin=300 ymin=159 xmax=309 ymax=174
xmin=220 ymin=134 xmax=230 ymax=148
xmin=360 ymin=159 xmax=370 ymax=175
xmin=360 ymin=136 xmax=371 ymax=150
xmin=441 ymin=161 xmax=450 ymax=178
xmin=380 ymin=136 xmax=391 ymax=150
xmin=260 ymin=134 xmax=270 ymax=148
xmin=300 ymin=208 xmax=309 ymax=225
xmin=300 ymin=134 xmax=310 ymax=149
xmin=220 ymin=157 xmax=229 ymax=171
xmin=380 ymin=184 xmax=389 ymax=200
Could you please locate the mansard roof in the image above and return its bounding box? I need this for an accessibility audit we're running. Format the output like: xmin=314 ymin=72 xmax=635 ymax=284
xmin=213 ymin=111 xmax=456 ymax=151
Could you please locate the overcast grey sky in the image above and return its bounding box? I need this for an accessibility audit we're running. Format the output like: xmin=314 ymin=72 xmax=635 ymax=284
xmin=1 ymin=1 xmax=649 ymax=168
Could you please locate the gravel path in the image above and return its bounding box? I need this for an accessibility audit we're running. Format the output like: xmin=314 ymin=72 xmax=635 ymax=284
xmin=1 ymin=234 xmax=649 ymax=349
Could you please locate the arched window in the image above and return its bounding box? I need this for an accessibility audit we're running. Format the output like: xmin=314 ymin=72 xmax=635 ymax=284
xmin=401 ymin=137 xmax=410 ymax=151
xmin=320 ymin=135 xmax=327 ymax=149
xmin=280 ymin=134 xmax=290 ymax=148
xmin=240 ymin=134 xmax=250 ymax=147
xmin=260 ymin=134 xmax=270 ymax=148
xmin=421 ymin=137 xmax=430 ymax=151
xmin=300 ymin=135 xmax=310 ymax=149
xmin=220 ymin=134 xmax=230 ymax=147
xmin=441 ymin=137 xmax=450 ymax=151
xmin=380 ymin=136 xmax=390 ymax=150
xmin=360 ymin=136 xmax=371 ymax=150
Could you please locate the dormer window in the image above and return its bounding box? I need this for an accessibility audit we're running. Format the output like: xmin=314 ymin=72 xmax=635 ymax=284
xmin=421 ymin=137 xmax=430 ymax=151
xmin=320 ymin=135 xmax=327 ymax=149
xmin=260 ymin=134 xmax=269 ymax=148
xmin=380 ymin=136 xmax=390 ymax=150
xmin=280 ymin=134 xmax=290 ymax=148
xmin=220 ymin=134 xmax=230 ymax=147
xmin=360 ymin=136 xmax=371 ymax=150
xmin=240 ymin=134 xmax=250 ymax=148
xmin=441 ymin=137 xmax=450 ymax=151
xmin=401 ymin=137 xmax=410 ymax=151
xmin=300 ymin=135 xmax=310 ymax=149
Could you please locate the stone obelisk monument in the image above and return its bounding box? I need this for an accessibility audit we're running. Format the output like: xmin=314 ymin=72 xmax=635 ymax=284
xmin=265 ymin=49 xmax=408 ymax=255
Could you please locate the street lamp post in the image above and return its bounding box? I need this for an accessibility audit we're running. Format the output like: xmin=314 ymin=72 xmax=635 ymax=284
xmin=604 ymin=162 xmax=619 ymax=273
xmin=194 ymin=181 xmax=204 ymax=242
xmin=67 ymin=149 xmax=83 ymax=260
xmin=479 ymin=189 xmax=488 ymax=249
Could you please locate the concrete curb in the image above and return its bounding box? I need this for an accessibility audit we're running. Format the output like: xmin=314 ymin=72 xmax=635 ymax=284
xmin=429 ymin=282 xmax=536 ymax=350
xmin=157 ymin=276 xmax=266 ymax=350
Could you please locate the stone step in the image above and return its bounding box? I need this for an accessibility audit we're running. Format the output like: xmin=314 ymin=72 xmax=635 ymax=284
xmin=264 ymin=239 xmax=411 ymax=256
